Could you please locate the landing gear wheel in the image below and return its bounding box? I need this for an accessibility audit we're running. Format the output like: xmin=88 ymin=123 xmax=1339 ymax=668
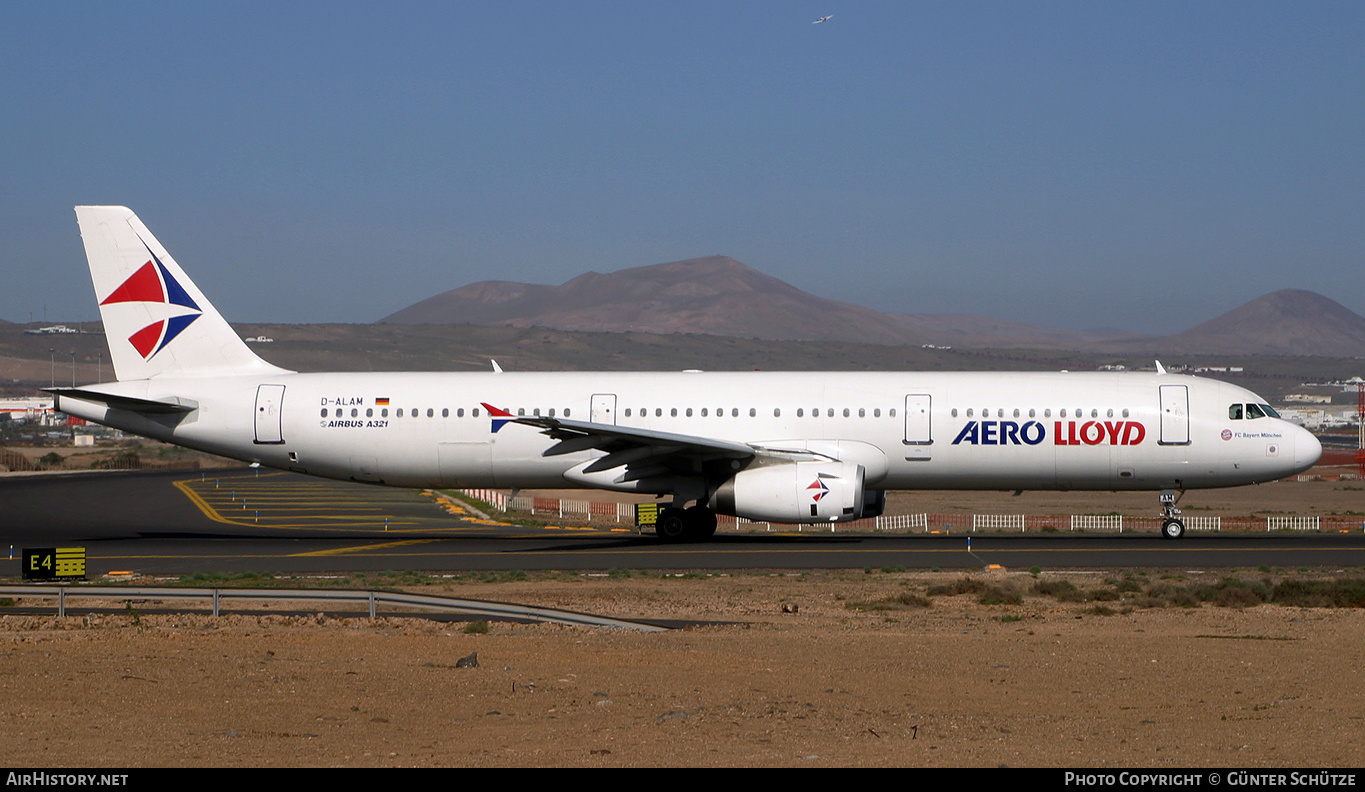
xmin=686 ymin=505 xmax=718 ymax=539
xmin=655 ymin=507 xmax=690 ymax=543
xmin=1158 ymin=488 xmax=1186 ymax=540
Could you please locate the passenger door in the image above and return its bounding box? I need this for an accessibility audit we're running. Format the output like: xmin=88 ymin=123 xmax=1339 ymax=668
xmin=253 ymin=384 xmax=285 ymax=444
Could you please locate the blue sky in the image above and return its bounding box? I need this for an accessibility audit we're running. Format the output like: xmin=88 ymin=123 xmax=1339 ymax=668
xmin=2 ymin=1 xmax=1361 ymax=334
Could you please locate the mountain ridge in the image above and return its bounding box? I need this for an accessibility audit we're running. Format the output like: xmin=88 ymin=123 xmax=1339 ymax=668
xmin=380 ymin=257 xmax=1365 ymax=357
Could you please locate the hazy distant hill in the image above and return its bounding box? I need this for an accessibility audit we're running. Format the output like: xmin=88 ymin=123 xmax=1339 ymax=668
xmin=1117 ymin=290 xmax=1365 ymax=357
xmin=381 ymin=255 xmax=1117 ymax=349
xmin=381 ymin=256 xmax=920 ymax=343
xmin=382 ymin=257 xmax=1365 ymax=357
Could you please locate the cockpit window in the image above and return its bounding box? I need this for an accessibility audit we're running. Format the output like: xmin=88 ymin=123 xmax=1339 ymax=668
xmin=1229 ymin=404 xmax=1243 ymax=420
xmin=1260 ymin=403 xmax=1280 ymax=418
xmin=1245 ymin=403 xmax=1266 ymax=419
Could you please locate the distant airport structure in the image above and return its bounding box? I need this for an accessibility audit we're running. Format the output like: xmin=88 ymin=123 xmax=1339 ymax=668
xmin=24 ymin=325 xmax=81 ymax=336
xmin=0 ymin=397 xmax=55 ymax=422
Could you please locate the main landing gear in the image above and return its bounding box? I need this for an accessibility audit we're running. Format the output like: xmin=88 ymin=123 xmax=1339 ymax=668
xmin=1159 ymin=489 xmax=1185 ymax=539
xmin=655 ymin=504 xmax=718 ymax=543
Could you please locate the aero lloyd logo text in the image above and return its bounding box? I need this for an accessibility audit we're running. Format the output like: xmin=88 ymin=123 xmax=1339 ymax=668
xmin=99 ymin=242 xmax=202 ymax=360
xmin=952 ymin=420 xmax=1146 ymax=446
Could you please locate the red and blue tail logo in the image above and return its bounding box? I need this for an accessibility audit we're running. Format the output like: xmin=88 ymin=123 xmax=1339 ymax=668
xmin=99 ymin=244 xmax=202 ymax=360
xmin=481 ymin=402 xmax=515 ymax=433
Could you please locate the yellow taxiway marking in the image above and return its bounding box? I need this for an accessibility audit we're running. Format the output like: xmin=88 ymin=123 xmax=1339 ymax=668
xmin=289 ymin=539 xmax=443 ymax=557
xmin=174 ymin=478 xmax=427 ymax=530
xmin=172 ymin=475 xmax=524 ymax=532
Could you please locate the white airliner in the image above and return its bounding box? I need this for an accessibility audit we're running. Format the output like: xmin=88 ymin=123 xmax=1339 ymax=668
xmin=51 ymin=206 xmax=1321 ymax=541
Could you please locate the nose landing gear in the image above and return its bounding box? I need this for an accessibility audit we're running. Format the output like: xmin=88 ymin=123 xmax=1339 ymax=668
xmin=1159 ymin=489 xmax=1185 ymax=539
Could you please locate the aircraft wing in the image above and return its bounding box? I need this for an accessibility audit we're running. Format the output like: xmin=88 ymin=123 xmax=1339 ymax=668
xmin=506 ymin=413 xmax=833 ymax=479
xmin=513 ymin=414 xmax=753 ymax=470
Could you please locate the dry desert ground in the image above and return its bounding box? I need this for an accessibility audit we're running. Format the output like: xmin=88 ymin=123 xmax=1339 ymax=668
xmin=3 ymin=567 xmax=1364 ymax=768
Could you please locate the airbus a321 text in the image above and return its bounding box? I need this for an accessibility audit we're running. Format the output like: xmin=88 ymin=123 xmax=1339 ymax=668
xmin=51 ymin=207 xmax=1321 ymax=541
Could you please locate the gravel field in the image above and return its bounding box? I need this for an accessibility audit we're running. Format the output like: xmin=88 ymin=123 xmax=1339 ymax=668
xmin=3 ymin=568 xmax=1364 ymax=767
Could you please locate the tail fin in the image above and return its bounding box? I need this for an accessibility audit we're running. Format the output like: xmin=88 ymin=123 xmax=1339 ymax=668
xmin=75 ymin=206 xmax=291 ymax=381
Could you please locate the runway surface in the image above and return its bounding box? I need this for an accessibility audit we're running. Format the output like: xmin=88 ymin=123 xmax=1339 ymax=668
xmin=2 ymin=468 xmax=1364 ymax=576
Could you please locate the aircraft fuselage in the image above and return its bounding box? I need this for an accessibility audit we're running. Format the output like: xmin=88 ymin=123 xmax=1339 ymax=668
xmin=57 ymin=369 xmax=1319 ymax=493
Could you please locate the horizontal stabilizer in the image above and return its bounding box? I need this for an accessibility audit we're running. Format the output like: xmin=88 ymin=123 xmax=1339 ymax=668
xmin=46 ymin=387 xmax=198 ymax=415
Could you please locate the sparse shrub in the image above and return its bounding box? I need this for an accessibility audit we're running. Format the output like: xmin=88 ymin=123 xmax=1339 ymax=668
xmin=463 ymin=620 xmax=489 ymax=634
xmin=893 ymin=592 xmax=932 ymax=608
xmin=1197 ymin=578 xmax=1269 ymax=608
xmin=1272 ymin=578 xmax=1365 ymax=608
xmin=1034 ymin=579 xmax=1085 ymax=602
xmin=928 ymin=577 xmax=988 ymax=597
xmin=1143 ymin=581 xmax=1201 ymax=608
xmin=846 ymin=591 xmax=933 ymax=611
xmin=978 ymin=584 xmax=1022 ymax=606
xmin=1208 ymin=586 xmax=1264 ymax=608
xmin=1111 ymin=576 xmax=1143 ymax=593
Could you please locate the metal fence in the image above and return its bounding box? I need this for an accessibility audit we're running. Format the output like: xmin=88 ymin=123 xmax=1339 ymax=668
xmin=0 ymin=586 xmax=663 ymax=631
xmin=454 ymin=490 xmax=1356 ymax=535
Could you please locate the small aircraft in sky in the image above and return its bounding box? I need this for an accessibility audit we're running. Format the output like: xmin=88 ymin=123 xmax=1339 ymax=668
xmin=813 ymin=15 xmax=833 ymax=24
xmin=51 ymin=207 xmax=1321 ymax=541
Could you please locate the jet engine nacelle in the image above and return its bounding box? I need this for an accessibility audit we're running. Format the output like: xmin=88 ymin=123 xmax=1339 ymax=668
xmin=710 ymin=460 xmax=868 ymax=523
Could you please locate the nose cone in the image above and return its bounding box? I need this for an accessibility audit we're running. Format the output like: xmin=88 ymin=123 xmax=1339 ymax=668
xmin=1291 ymin=425 xmax=1322 ymax=475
